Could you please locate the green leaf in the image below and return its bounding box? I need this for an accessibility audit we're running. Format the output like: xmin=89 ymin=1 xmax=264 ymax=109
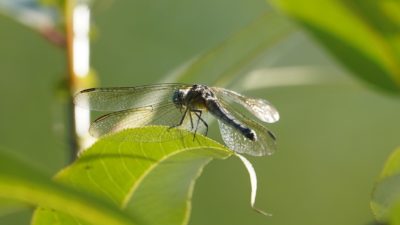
xmin=268 ymin=0 xmax=400 ymax=93
xmin=380 ymin=147 xmax=400 ymax=179
xmin=371 ymin=147 xmax=400 ymax=222
xmin=0 ymin=150 xmax=138 ymax=225
xmin=32 ymin=126 xmax=232 ymax=225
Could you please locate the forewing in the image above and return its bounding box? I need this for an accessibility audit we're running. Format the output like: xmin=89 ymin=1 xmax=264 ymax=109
xmin=211 ymin=87 xmax=279 ymax=123
xmin=217 ymin=100 xmax=277 ymax=156
xmin=89 ymin=103 xmax=209 ymax=138
xmin=74 ymin=83 xmax=190 ymax=111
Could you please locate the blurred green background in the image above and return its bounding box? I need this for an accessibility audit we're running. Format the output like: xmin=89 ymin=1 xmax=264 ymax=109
xmin=1 ymin=0 xmax=400 ymax=224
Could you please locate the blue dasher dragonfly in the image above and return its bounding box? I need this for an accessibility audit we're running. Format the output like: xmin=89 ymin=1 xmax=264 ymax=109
xmin=74 ymin=84 xmax=279 ymax=156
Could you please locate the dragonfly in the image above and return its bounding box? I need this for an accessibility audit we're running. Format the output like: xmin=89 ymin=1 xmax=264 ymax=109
xmin=74 ymin=84 xmax=280 ymax=156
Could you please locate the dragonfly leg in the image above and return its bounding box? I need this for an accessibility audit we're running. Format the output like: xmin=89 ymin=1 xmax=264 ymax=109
xmin=192 ymin=109 xmax=208 ymax=137
xmin=168 ymin=107 xmax=189 ymax=130
xmin=188 ymin=110 xmax=194 ymax=130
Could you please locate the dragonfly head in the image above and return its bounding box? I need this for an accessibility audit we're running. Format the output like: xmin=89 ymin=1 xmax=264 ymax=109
xmin=172 ymin=88 xmax=187 ymax=109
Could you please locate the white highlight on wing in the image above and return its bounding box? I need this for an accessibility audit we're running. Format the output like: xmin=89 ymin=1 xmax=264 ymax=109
xmin=236 ymin=153 xmax=271 ymax=216
xmin=241 ymin=98 xmax=279 ymax=123
xmin=212 ymin=87 xmax=279 ymax=123
xmin=92 ymin=106 xmax=156 ymax=137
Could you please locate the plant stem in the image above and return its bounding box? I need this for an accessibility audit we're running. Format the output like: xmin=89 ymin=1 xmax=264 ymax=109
xmin=65 ymin=0 xmax=79 ymax=161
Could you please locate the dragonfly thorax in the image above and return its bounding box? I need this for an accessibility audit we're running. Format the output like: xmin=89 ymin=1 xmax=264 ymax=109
xmin=172 ymin=84 xmax=215 ymax=111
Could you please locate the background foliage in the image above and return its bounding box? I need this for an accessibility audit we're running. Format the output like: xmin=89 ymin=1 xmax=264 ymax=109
xmin=0 ymin=0 xmax=400 ymax=225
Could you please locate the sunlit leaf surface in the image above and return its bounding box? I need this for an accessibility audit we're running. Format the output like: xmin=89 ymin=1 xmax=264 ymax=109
xmin=32 ymin=127 xmax=232 ymax=225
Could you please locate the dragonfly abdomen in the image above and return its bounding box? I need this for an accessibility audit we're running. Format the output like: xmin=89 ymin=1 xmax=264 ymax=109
xmin=206 ymin=99 xmax=256 ymax=141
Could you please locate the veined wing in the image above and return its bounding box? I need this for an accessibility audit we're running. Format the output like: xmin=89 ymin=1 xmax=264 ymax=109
xmin=216 ymin=98 xmax=277 ymax=156
xmin=74 ymin=83 xmax=190 ymax=111
xmin=89 ymin=102 xmax=208 ymax=138
xmin=211 ymin=87 xmax=279 ymax=123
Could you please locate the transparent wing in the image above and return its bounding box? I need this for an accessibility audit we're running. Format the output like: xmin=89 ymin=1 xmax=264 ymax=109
xmin=74 ymin=83 xmax=190 ymax=111
xmin=217 ymin=99 xmax=277 ymax=156
xmin=211 ymin=87 xmax=279 ymax=123
xmin=89 ymin=102 xmax=209 ymax=138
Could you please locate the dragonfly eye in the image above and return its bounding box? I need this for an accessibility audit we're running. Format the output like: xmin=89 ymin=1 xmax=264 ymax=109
xmin=172 ymin=90 xmax=185 ymax=106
